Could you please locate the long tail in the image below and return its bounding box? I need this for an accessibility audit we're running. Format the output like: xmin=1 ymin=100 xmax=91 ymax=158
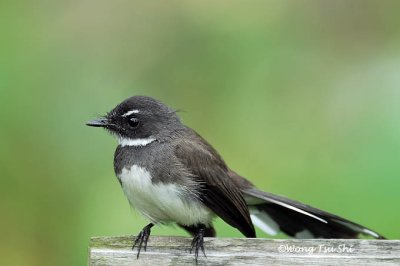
xmin=242 ymin=188 xmax=385 ymax=239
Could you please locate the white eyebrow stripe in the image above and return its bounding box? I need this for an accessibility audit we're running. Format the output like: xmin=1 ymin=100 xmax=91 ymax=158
xmin=121 ymin=110 xmax=139 ymax=117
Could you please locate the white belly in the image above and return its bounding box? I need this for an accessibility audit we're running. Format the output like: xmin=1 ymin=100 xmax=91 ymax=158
xmin=118 ymin=165 xmax=213 ymax=226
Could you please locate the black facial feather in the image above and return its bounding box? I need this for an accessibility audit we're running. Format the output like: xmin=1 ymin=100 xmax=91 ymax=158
xmin=104 ymin=96 xmax=184 ymax=141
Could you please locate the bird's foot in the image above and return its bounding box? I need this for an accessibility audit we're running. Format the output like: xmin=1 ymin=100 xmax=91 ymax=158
xmin=132 ymin=223 xmax=154 ymax=259
xmin=190 ymin=226 xmax=207 ymax=263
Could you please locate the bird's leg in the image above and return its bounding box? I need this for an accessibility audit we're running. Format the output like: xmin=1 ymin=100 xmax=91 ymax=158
xmin=132 ymin=223 xmax=154 ymax=259
xmin=190 ymin=224 xmax=207 ymax=262
xmin=178 ymin=224 xmax=216 ymax=237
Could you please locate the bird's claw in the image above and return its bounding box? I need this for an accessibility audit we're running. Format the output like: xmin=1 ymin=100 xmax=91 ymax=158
xmin=132 ymin=223 xmax=153 ymax=259
xmin=190 ymin=228 xmax=206 ymax=262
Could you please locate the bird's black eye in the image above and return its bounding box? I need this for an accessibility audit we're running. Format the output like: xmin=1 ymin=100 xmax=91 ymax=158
xmin=127 ymin=117 xmax=140 ymax=128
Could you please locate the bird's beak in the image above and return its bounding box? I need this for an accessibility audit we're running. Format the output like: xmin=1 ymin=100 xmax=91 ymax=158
xmin=86 ymin=117 xmax=109 ymax=127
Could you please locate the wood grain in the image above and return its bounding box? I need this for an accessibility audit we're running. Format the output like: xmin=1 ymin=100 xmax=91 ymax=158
xmin=89 ymin=236 xmax=400 ymax=265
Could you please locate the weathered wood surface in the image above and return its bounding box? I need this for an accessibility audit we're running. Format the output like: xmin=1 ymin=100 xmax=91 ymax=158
xmin=89 ymin=235 xmax=400 ymax=265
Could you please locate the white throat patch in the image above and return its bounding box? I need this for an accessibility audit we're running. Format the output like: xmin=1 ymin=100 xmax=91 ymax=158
xmin=118 ymin=137 xmax=156 ymax=147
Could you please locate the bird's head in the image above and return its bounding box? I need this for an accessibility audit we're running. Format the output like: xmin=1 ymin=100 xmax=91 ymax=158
xmin=86 ymin=96 xmax=183 ymax=146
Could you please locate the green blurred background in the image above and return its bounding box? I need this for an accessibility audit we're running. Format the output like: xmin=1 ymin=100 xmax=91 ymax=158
xmin=1 ymin=0 xmax=399 ymax=265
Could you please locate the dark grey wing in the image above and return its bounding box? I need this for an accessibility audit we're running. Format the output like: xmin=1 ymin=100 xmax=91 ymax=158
xmin=174 ymin=134 xmax=256 ymax=238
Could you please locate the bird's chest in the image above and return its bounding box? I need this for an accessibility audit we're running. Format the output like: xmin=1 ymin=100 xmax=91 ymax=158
xmin=117 ymin=165 xmax=212 ymax=225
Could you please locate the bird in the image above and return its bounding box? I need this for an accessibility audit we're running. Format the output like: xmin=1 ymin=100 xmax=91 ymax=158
xmin=86 ymin=95 xmax=385 ymax=262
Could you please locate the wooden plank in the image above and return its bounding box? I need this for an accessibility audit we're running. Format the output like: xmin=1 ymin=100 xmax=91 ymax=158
xmin=89 ymin=236 xmax=400 ymax=265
